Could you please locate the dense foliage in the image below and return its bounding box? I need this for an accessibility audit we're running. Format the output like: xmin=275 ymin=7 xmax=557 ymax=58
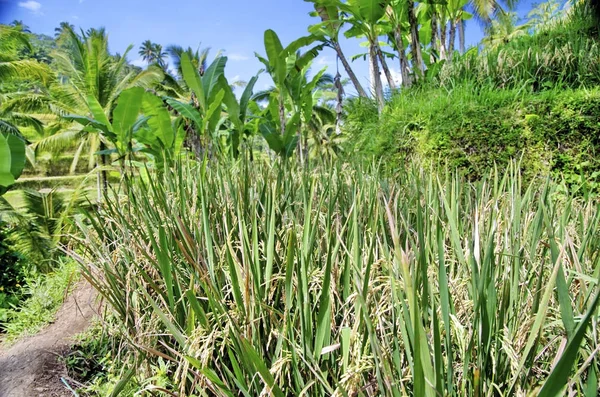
xmin=73 ymin=160 xmax=600 ymax=396
xmin=0 ymin=0 xmax=599 ymax=395
xmin=345 ymin=4 xmax=600 ymax=189
xmin=346 ymin=87 xmax=600 ymax=186
xmin=0 ymin=221 xmax=24 ymax=323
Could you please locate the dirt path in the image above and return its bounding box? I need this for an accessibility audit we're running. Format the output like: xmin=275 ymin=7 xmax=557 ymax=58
xmin=0 ymin=283 xmax=98 ymax=397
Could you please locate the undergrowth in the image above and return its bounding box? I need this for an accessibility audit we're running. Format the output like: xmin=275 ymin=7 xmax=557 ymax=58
xmin=0 ymin=259 xmax=78 ymax=343
xmin=345 ymin=86 xmax=600 ymax=191
xmin=345 ymin=3 xmax=600 ymax=187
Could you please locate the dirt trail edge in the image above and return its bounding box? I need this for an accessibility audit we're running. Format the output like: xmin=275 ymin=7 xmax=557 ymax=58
xmin=0 ymin=282 xmax=98 ymax=397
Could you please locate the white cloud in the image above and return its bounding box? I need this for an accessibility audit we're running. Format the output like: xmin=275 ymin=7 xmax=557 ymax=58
xmin=384 ymin=68 xmax=403 ymax=87
xmin=232 ymin=75 xmax=241 ymax=82
xmin=228 ymin=53 xmax=249 ymax=62
xmin=131 ymin=58 xmax=146 ymax=68
xmin=317 ymin=56 xmax=333 ymax=66
xmin=18 ymin=0 xmax=42 ymax=13
xmin=71 ymin=15 xmax=79 ymax=20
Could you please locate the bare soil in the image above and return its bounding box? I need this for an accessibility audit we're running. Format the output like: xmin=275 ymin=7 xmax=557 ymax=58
xmin=0 ymin=283 xmax=98 ymax=397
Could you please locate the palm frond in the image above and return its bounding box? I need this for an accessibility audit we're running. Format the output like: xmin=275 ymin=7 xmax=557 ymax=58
xmin=1 ymin=112 xmax=44 ymax=136
xmin=0 ymin=59 xmax=50 ymax=83
xmin=33 ymin=127 xmax=85 ymax=153
xmin=0 ymin=119 xmax=21 ymax=136
xmin=252 ymin=88 xmax=275 ymax=103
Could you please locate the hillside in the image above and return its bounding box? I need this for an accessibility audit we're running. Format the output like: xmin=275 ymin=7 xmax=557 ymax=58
xmin=346 ymin=3 xmax=600 ymax=191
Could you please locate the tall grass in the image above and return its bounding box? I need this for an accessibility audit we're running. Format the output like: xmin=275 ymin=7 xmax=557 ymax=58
xmin=73 ymin=159 xmax=600 ymax=396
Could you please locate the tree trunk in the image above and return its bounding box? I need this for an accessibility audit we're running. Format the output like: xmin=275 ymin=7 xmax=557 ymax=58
xmin=377 ymin=44 xmax=397 ymax=90
xmin=279 ymin=94 xmax=286 ymax=136
xmin=448 ymin=20 xmax=457 ymax=61
xmin=297 ymin=120 xmax=304 ymax=164
xmin=332 ymin=40 xmax=368 ymax=98
xmin=393 ymin=27 xmax=411 ymax=87
xmin=430 ymin=9 xmax=438 ymax=63
xmin=369 ymin=50 xmax=376 ymax=95
xmin=99 ymin=141 xmax=108 ymax=201
xmin=369 ymin=42 xmax=384 ymax=111
xmin=334 ymin=71 xmax=343 ymax=134
xmin=459 ymin=19 xmax=466 ymax=54
xmin=96 ymin=158 xmax=102 ymax=209
xmin=407 ymin=0 xmax=424 ymax=79
xmin=439 ymin=20 xmax=448 ymax=60
xmin=183 ymin=125 xmax=203 ymax=158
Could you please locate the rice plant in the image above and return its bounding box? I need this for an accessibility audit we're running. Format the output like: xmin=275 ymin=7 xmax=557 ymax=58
xmin=73 ymin=159 xmax=600 ymax=396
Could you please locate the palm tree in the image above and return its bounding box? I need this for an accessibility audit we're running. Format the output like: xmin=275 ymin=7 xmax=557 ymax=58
xmin=341 ymin=0 xmax=390 ymax=110
xmin=0 ymin=25 xmax=49 ymax=136
xmin=54 ymin=22 xmax=74 ymax=38
xmin=0 ymin=25 xmax=48 ymax=86
xmin=138 ymin=39 xmax=156 ymax=64
xmin=482 ymin=11 xmax=529 ymax=48
xmin=152 ymin=44 xmax=213 ymax=101
xmin=29 ymin=27 xmax=163 ymax=182
xmin=153 ymin=43 xmax=168 ymax=69
xmin=9 ymin=20 xmax=30 ymax=33
xmin=167 ymin=44 xmax=211 ymax=77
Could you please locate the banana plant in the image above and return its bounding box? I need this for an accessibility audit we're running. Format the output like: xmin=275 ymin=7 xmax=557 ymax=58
xmin=64 ymin=87 xmax=184 ymax=171
xmin=0 ymin=132 xmax=26 ymax=195
xmin=305 ymin=0 xmax=369 ymax=97
xmin=178 ymin=52 xmax=227 ymax=153
xmin=255 ymin=29 xmax=324 ymax=159
xmin=288 ymin=63 xmax=329 ymax=159
xmin=259 ymin=111 xmax=301 ymax=158
xmin=63 ymin=87 xmax=146 ymax=158
xmin=134 ymin=92 xmax=186 ymax=168
xmin=220 ymin=72 xmax=260 ymax=158
xmin=340 ymin=0 xmax=390 ymax=110
xmin=446 ymin=0 xmax=473 ymax=60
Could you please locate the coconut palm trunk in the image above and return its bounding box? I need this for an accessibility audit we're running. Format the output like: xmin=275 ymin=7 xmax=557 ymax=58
xmin=314 ymin=4 xmax=368 ymax=98
xmin=376 ymin=44 xmax=397 ymax=90
xmin=334 ymin=71 xmax=343 ymax=134
xmin=440 ymin=20 xmax=448 ymax=59
xmin=407 ymin=0 xmax=424 ymax=78
xmin=448 ymin=19 xmax=457 ymax=60
xmin=332 ymin=41 xmax=368 ymax=98
xmin=459 ymin=19 xmax=466 ymax=54
xmin=369 ymin=42 xmax=385 ymax=110
xmin=393 ymin=27 xmax=411 ymax=86
xmin=430 ymin=10 xmax=438 ymax=62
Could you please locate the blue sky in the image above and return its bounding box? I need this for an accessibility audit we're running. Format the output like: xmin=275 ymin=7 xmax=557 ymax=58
xmin=1 ymin=0 xmax=538 ymax=95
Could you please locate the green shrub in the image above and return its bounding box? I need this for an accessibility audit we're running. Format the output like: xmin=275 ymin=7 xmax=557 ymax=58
xmin=346 ymin=86 xmax=600 ymax=190
xmin=0 ymin=221 xmax=25 ymax=324
xmin=1 ymin=259 xmax=78 ymax=340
